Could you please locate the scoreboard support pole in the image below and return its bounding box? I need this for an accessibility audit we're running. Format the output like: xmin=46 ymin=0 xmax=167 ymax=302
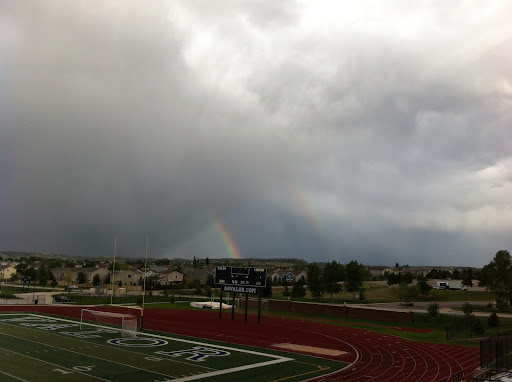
xmin=257 ymin=287 xmax=262 ymax=324
xmin=244 ymin=292 xmax=249 ymax=323
xmin=231 ymin=292 xmax=235 ymax=320
xmin=219 ymin=288 xmax=223 ymax=320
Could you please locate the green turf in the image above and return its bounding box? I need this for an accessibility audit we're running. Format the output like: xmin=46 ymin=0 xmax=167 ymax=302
xmin=0 ymin=313 xmax=347 ymax=382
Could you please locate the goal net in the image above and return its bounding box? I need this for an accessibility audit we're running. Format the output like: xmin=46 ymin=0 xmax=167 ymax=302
xmin=80 ymin=309 xmax=138 ymax=337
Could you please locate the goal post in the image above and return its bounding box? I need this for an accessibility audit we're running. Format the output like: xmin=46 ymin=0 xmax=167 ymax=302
xmin=80 ymin=308 xmax=138 ymax=337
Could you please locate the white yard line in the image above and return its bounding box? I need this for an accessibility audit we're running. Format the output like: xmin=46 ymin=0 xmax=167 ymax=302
xmin=0 ymin=316 xmax=216 ymax=372
xmin=171 ymin=358 xmax=293 ymax=382
xmin=30 ymin=313 xmax=292 ymax=361
xmin=0 ymin=370 xmax=29 ymax=382
xmin=2 ymin=313 xmax=294 ymax=381
xmin=0 ymin=345 xmax=111 ymax=382
xmin=0 ymin=329 xmax=182 ymax=380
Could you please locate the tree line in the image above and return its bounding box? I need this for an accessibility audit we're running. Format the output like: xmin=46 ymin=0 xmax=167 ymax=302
xmin=278 ymin=260 xmax=369 ymax=301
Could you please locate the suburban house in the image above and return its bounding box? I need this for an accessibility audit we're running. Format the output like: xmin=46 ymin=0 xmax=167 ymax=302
xmin=368 ymin=267 xmax=386 ymax=279
xmin=51 ymin=267 xmax=109 ymax=285
xmin=158 ymin=271 xmax=183 ymax=286
xmin=182 ymin=268 xmax=213 ymax=285
xmin=0 ymin=265 xmax=16 ymax=281
xmin=114 ymin=269 xmax=144 ymax=286
xmin=271 ymin=270 xmax=307 ymax=284
xmin=140 ymin=268 xmax=159 ymax=278
xmin=280 ymin=271 xmax=295 ymax=284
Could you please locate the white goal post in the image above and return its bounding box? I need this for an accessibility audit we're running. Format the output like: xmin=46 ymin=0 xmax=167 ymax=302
xmin=80 ymin=309 xmax=138 ymax=337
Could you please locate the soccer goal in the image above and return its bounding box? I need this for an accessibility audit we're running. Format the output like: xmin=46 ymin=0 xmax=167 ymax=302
xmin=80 ymin=309 xmax=138 ymax=337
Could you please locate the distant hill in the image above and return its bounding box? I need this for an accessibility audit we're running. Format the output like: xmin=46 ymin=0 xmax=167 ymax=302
xmin=0 ymin=251 xmax=307 ymax=268
xmin=0 ymin=251 xmax=73 ymax=261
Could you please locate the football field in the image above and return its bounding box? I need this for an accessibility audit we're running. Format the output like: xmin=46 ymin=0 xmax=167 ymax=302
xmin=0 ymin=313 xmax=347 ymax=382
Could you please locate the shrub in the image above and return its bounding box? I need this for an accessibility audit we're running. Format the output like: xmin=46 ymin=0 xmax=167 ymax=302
xmin=472 ymin=318 xmax=485 ymax=335
xmin=462 ymin=302 xmax=473 ymax=316
xmin=358 ymin=287 xmax=366 ymax=302
xmin=428 ymin=303 xmax=440 ymax=317
xmin=496 ymin=299 xmax=509 ymax=311
xmin=488 ymin=312 xmax=500 ymax=328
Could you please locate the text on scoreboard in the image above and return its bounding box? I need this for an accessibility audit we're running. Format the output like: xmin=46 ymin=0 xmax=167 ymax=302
xmin=214 ymin=266 xmax=267 ymax=288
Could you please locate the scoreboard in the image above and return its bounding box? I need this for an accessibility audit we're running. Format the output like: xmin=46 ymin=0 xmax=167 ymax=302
xmin=214 ymin=266 xmax=267 ymax=294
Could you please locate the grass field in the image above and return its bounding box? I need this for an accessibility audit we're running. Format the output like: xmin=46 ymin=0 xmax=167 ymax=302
xmin=0 ymin=312 xmax=347 ymax=382
xmin=272 ymin=283 xmax=496 ymax=303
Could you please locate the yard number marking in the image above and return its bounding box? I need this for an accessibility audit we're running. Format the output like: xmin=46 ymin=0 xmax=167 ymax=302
xmin=107 ymin=337 xmax=168 ymax=347
xmin=155 ymin=346 xmax=230 ymax=362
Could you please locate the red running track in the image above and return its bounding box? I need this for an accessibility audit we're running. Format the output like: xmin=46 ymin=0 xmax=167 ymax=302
xmin=0 ymin=306 xmax=480 ymax=381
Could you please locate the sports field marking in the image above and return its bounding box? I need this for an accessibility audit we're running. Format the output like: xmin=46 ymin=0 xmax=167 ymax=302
xmin=0 ymin=370 xmax=29 ymax=382
xmin=0 ymin=329 xmax=186 ymax=380
xmin=269 ymin=360 xmax=329 ymax=382
xmin=31 ymin=313 xmax=293 ymax=360
xmin=0 ymin=313 xmax=296 ymax=381
xmin=0 ymin=346 xmax=111 ymax=381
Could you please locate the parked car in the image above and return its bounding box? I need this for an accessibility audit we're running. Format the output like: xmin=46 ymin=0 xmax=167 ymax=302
xmin=53 ymin=295 xmax=71 ymax=303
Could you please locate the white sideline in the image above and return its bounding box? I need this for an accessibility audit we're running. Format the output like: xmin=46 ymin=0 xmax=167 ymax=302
xmin=0 ymin=313 xmax=294 ymax=380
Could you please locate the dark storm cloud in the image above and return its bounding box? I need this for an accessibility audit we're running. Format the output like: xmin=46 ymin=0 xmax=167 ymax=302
xmin=1 ymin=1 xmax=511 ymax=266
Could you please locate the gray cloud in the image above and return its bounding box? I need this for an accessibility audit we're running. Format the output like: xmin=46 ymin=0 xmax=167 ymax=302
xmin=1 ymin=1 xmax=511 ymax=266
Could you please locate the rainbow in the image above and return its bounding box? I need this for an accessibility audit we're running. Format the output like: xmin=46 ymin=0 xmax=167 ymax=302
xmin=293 ymin=184 xmax=334 ymax=257
xmin=213 ymin=219 xmax=243 ymax=259
xmin=293 ymin=186 xmax=322 ymax=231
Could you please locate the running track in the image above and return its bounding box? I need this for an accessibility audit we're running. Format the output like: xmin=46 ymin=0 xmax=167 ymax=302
xmin=0 ymin=306 xmax=480 ymax=381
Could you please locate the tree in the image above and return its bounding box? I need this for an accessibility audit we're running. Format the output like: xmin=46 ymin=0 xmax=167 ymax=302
xmin=188 ymin=278 xmax=201 ymax=294
xmin=92 ymin=274 xmax=101 ymax=287
xmin=291 ymin=278 xmax=306 ymax=298
xmin=261 ymin=277 xmax=272 ymax=298
xmin=345 ymin=260 xmax=364 ymax=301
xmin=205 ymin=257 xmax=210 ymax=266
xmin=488 ymin=312 xmax=500 ymax=328
xmin=481 ymin=250 xmax=512 ymax=305
xmin=385 ymin=271 xmax=400 ymax=286
xmin=322 ymin=261 xmax=342 ymax=298
xmin=472 ymin=319 xmax=485 ymax=335
xmin=428 ymin=303 xmax=440 ymax=317
xmin=206 ymin=274 xmax=215 ymax=288
xmin=24 ymin=267 xmax=37 ymax=280
xmin=64 ymin=270 xmax=73 ymax=286
xmin=37 ymin=264 xmax=48 ymax=286
xmin=108 ymin=262 xmax=121 ymax=272
xmin=417 ymin=274 xmax=431 ymax=295
xmin=77 ymin=271 xmax=88 ymax=286
xmin=358 ymin=287 xmax=366 ymax=302
xmin=396 ymin=282 xmax=418 ymax=304
xmin=46 ymin=268 xmax=55 ymax=283
xmin=10 ymin=273 xmax=20 ymax=282
xmin=462 ymin=268 xmax=474 ymax=287
xmin=462 ymin=302 xmax=473 ymax=316
xmin=44 ymin=259 xmax=62 ymax=268
xmin=282 ymin=282 xmax=290 ymax=297
xmin=307 ymin=263 xmax=323 ymax=299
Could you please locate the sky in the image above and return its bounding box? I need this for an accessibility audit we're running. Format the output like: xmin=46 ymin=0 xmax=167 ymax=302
xmin=1 ymin=1 xmax=511 ymax=267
